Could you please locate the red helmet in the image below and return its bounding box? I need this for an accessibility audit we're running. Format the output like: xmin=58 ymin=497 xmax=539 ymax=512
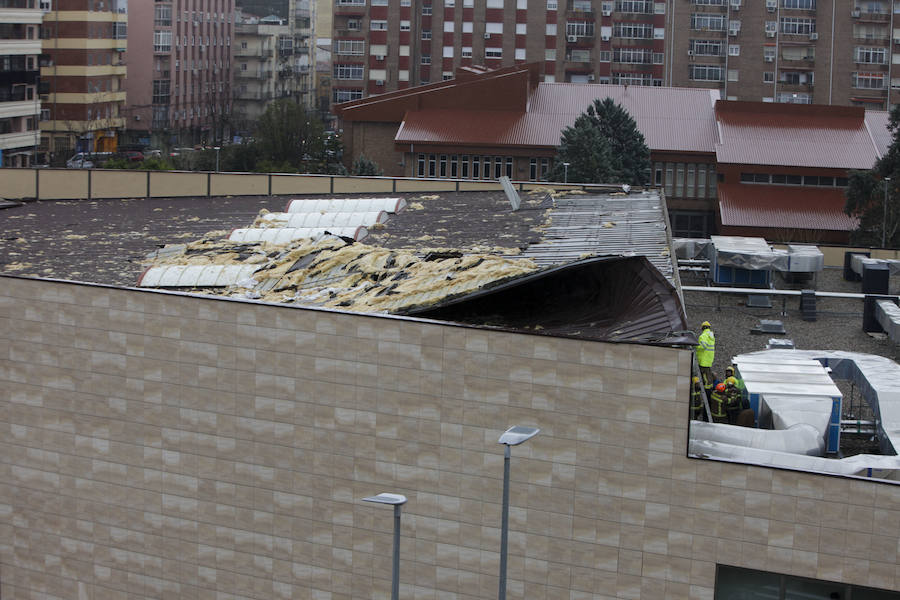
xmin=716 ymin=383 xmax=726 ymax=392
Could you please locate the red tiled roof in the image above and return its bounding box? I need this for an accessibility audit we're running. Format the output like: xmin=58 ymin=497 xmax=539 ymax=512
xmin=396 ymin=83 xmax=721 ymax=153
xmin=715 ymin=101 xmax=879 ymax=170
xmin=719 ymin=183 xmax=857 ymax=232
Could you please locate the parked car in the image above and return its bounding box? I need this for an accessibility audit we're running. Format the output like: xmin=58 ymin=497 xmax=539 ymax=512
xmin=66 ymin=152 xmax=113 ymax=169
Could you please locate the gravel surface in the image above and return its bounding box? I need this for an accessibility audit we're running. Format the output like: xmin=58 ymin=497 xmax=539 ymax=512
xmin=683 ymin=266 xmax=900 ymax=376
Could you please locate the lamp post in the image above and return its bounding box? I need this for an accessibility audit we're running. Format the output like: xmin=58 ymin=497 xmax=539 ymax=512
xmin=884 ymin=177 xmax=891 ymax=248
xmin=362 ymin=492 xmax=407 ymax=600
xmin=214 ymin=146 xmax=221 ymax=172
xmin=562 ymin=162 xmax=570 ymax=184
xmin=497 ymin=426 xmax=540 ymax=600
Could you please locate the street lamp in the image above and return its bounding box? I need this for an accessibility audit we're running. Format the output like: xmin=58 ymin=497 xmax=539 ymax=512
xmin=362 ymin=492 xmax=407 ymax=600
xmin=214 ymin=146 xmax=221 ymax=172
xmin=497 ymin=426 xmax=540 ymax=600
xmin=562 ymin=162 xmax=570 ymax=184
xmin=884 ymin=177 xmax=891 ymax=248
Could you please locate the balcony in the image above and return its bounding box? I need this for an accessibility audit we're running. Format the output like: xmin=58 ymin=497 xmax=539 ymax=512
xmin=235 ymin=67 xmax=272 ymax=79
xmin=234 ymin=47 xmax=274 ymax=58
xmin=855 ymin=9 xmax=890 ymax=22
xmin=234 ymin=90 xmax=273 ymax=101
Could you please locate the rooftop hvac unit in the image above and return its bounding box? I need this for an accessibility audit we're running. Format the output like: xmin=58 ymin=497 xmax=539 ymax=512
xmin=601 ymin=34 xmax=610 ymax=40
xmin=567 ymin=35 xmax=578 ymax=42
xmin=764 ymin=55 xmax=774 ymax=62
xmin=766 ymin=31 xmax=775 ymax=37
xmin=687 ymin=49 xmax=694 ymax=56
xmin=375 ymin=54 xmax=384 ymax=60
xmin=809 ymin=32 xmax=818 ymax=40
xmin=852 ymin=8 xmax=861 ymax=17
xmin=484 ymin=32 xmax=491 ymax=38
xmin=587 ymin=74 xmax=594 ymax=81
xmin=601 ymin=9 xmax=611 ymax=15
xmin=375 ymin=79 xmax=384 ymax=85
xmin=728 ymin=28 xmax=739 ymax=36
xmin=134 ymin=114 xmax=141 ymax=120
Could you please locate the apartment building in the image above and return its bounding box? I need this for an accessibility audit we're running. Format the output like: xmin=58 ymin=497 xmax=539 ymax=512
xmin=332 ymin=0 xmax=900 ymax=110
xmin=39 ymin=0 xmax=127 ymax=163
xmin=669 ymin=0 xmax=898 ymax=108
xmin=123 ymin=0 xmax=234 ymax=149
xmin=232 ymin=5 xmax=313 ymax=137
xmin=0 ymin=0 xmax=42 ymax=167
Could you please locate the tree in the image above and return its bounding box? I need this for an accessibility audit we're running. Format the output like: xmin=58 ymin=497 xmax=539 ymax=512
xmin=845 ymin=104 xmax=900 ymax=248
xmin=255 ymin=98 xmax=326 ymax=171
xmin=351 ymin=154 xmax=383 ymax=176
xmin=547 ymin=97 xmax=650 ymax=185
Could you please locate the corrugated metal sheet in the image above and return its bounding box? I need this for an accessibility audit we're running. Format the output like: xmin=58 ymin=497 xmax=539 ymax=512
xmin=285 ymin=197 xmax=406 ymax=214
xmin=228 ymin=227 xmax=368 ymax=243
xmin=719 ymin=184 xmax=857 ymax=231
xmin=138 ymin=264 xmax=260 ymax=287
xmin=519 ymin=190 xmax=675 ymax=283
xmin=395 ymin=83 xmax=720 ymax=153
xmin=716 ymin=106 xmax=878 ymax=169
xmin=258 ymin=211 xmax=389 ymax=228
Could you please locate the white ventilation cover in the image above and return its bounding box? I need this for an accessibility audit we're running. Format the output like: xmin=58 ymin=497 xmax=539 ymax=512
xmin=138 ymin=264 xmax=260 ymax=287
xmin=285 ymin=197 xmax=407 ymax=213
xmin=259 ymin=211 xmax=389 ymax=228
xmin=229 ymin=226 xmax=368 ymax=243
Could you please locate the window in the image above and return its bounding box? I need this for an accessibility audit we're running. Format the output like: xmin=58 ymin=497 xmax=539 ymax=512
xmin=690 ymin=39 xmax=724 ymax=56
xmin=566 ymin=21 xmax=595 ymax=37
xmin=691 ymin=0 xmax=725 ymax=4
xmin=153 ymin=30 xmax=172 ymax=52
xmin=613 ymin=48 xmax=652 ymax=63
xmin=690 ymin=14 xmax=726 ymax=31
xmin=334 ymin=64 xmax=364 ymax=79
xmin=461 ymin=46 xmax=473 ymax=58
xmin=781 ymin=16 xmax=815 ymax=35
xmin=545 ymin=49 xmax=556 ymax=61
xmin=421 ymin=54 xmax=431 ymax=64
xmin=689 ymin=64 xmax=723 ymax=81
xmin=547 ymin=0 xmax=557 ymax=8
xmin=422 ymin=29 xmax=432 ymax=39
xmin=776 ymin=91 xmax=812 ymax=103
xmin=463 ymin=21 xmax=473 ymax=33
xmin=371 ymin=20 xmax=387 ymax=30
xmin=782 ymin=0 xmax=815 ymax=7
xmin=615 ymin=0 xmax=653 ymax=13
xmin=423 ymin=4 xmax=432 ymax=14
xmin=400 ymin=20 xmax=411 ymax=31
xmin=486 ymin=48 xmax=502 ymax=58
xmin=336 ymin=40 xmax=366 ymax=55
xmin=728 ymin=44 xmax=740 ymax=56
xmin=717 ymin=565 xmax=900 ymax=598
xmin=853 ymin=71 xmax=885 ymax=89
xmin=461 ymin=155 xmax=469 ymax=178
xmin=612 ymin=72 xmax=653 ymax=85
xmin=154 ymin=4 xmax=171 ymax=26
xmin=546 ymin=23 xmax=557 ymax=35
xmin=855 ymin=46 xmax=887 ymax=64
xmin=764 ymin=71 xmax=775 ymax=82
xmin=613 ymin=23 xmax=653 ymax=38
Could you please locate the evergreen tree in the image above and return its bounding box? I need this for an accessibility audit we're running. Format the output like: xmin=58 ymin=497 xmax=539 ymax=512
xmin=845 ymin=104 xmax=900 ymax=248
xmin=255 ymin=99 xmax=326 ymax=171
xmin=351 ymin=154 xmax=384 ymax=176
xmin=547 ymin=97 xmax=650 ymax=185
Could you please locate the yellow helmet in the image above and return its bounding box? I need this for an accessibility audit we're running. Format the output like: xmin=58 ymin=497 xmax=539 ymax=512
xmin=725 ymin=377 xmax=737 ymax=387
xmin=701 ymin=321 xmax=711 ymax=329
xmin=725 ymin=366 xmax=735 ymax=375
xmin=692 ymin=376 xmax=700 ymax=384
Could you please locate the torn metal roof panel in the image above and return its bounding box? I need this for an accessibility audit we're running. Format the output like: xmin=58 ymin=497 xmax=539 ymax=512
xmin=519 ymin=190 xmax=675 ymax=283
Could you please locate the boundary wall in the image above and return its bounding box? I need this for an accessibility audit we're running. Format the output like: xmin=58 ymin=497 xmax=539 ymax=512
xmin=0 ymin=168 xmax=601 ymax=202
xmin=3 ymin=276 xmax=900 ymax=599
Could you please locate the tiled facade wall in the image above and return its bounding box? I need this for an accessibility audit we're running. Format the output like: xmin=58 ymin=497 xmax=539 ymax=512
xmin=3 ymin=276 xmax=900 ymax=600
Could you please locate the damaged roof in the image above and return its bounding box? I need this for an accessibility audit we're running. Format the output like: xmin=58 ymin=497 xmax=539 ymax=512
xmin=0 ymin=188 xmax=688 ymax=344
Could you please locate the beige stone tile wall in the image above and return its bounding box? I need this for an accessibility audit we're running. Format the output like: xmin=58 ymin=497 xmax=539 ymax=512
xmin=2 ymin=276 xmax=900 ymax=600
